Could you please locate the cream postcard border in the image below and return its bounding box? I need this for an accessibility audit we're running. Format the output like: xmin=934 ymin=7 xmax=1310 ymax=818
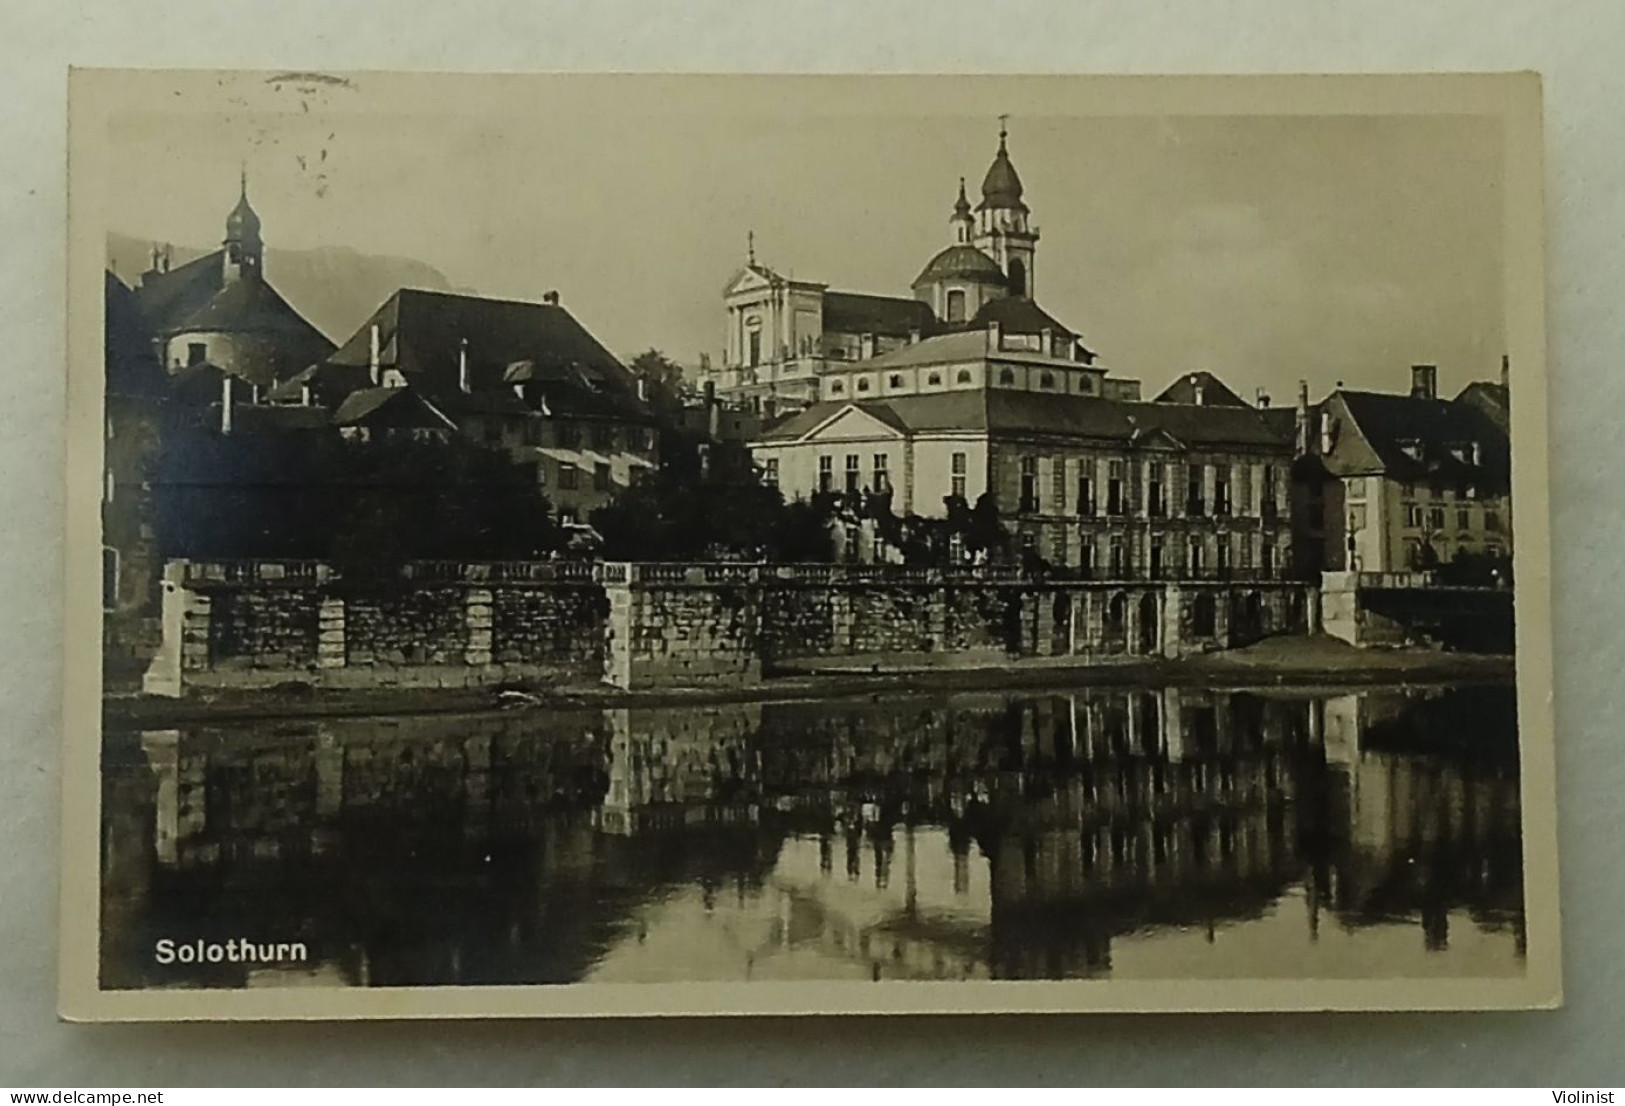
xmin=59 ymin=70 xmax=1560 ymax=1021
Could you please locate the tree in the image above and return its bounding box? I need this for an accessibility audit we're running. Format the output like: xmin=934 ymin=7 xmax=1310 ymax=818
xmin=150 ymin=425 xmax=562 ymax=572
xmin=942 ymin=492 xmax=1011 ymax=564
xmin=628 ymin=348 xmax=689 ymax=418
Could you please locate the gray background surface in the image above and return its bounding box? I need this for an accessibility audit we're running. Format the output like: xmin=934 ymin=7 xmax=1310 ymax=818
xmin=3 ymin=0 xmax=1620 ymax=1086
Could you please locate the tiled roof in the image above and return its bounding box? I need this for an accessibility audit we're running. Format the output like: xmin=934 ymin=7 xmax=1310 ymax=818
xmin=911 ymin=245 xmax=1007 ymax=289
xmin=756 ymin=389 xmax=1295 ymax=451
xmin=327 ymin=288 xmax=653 ymax=423
xmin=175 ymin=278 xmax=335 ymax=348
xmin=821 ymin=290 xmax=938 ymax=339
xmin=1153 ymin=371 xmax=1250 ymax=408
xmin=133 ymin=250 xmax=228 ymax=333
xmin=1322 ymin=389 xmax=1510 ymax=488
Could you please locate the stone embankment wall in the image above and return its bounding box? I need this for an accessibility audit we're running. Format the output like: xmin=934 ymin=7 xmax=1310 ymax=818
xmin=142 ymin=560 xmax=1321 ymax=697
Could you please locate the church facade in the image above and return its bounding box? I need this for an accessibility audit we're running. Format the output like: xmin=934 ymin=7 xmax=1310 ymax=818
xmin=703 ymin=124 xmax=1128 ymax=418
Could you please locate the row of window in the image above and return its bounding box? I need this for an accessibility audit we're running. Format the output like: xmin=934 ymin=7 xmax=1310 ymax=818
xmin=1398 ymin=504 xmax=1504 ymax=532
xmin=824 ymin=365 xmax=1094 ymax=399
xmin=1348 ymin=476 xmax=1486 ymax=502
xmin=1019 ymin=457 xmax=1280 ymax=519
xmin=802 ymin=453 xmax=892 ymax=495
xmin=540 ymin=460 xmax=615 ymax=493
xmin=1007 ymin=528 xmax=1285 ymax=577
xmin=480 ymin=419 xmax=653 ymax=452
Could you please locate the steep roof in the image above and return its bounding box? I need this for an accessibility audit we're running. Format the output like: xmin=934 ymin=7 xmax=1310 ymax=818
xmin=967 ymin=297 xmax=1083 ymax=344
xmin=133 ymin=249 xmax=228 ymax=333
xmin=174 ymin=278 xmax=334 ymax=348
xmin=1153 ymin=371 xmax=1251 ymax=408
xmin=327 ymin=288 xmax=653 ymax=423
xmin=1322 ymin=389 xmax=1510 ymax=488
xmin=822 ymin=290 xmax=938 ymax=338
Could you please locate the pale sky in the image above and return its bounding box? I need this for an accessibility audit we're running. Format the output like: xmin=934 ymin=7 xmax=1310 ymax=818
xmin=104 ymin=74 xmax=1506 ymax=402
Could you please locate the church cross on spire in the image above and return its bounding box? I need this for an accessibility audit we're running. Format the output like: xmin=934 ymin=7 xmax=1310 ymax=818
xmin=747 ymin=229 xmax=756 ymax=265
xmin=997 ymin=113 xmax=1009 ymax=150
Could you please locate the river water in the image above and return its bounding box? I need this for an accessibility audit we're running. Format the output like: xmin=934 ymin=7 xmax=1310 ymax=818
xmin=99 ymin=681 xmax=1524 ymax=988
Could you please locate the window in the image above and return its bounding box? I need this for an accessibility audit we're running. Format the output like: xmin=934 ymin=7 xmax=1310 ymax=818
xmin=537 ymin=461 xmax=547 ymax=487
xmin=956 ymin=369 xmax=973 ymax=385
xmin=946 ymin=288 xmax=967 ymax=323
xmin=1108 ymin=537 xmax=1126 ymax=578
xmin=856 ymin=377 xmax=871 ymax=393
xmin=1008 ymin=258 xmax=1027 ymax=297
xmin=1215 ymin=536 xmax=1232 ymax=576
xmin=829 ymin=380 xmax=845 ymax=396
xmin=748 ymin=329 xmax=761 ymax=367
xmin=1240 ymin=533 xmax=1254 ymax=569
xmin=1349 ymin=504 xmax=1368 ymax=531
xmin=1347 ymin=476 xmax=1366 ymax=501
xmin=101 ymin=547 xmax=119 ymax=611
xmin=1020 ymin=456 xmax=1039 ymax=513
xmin=559 ymin=465 xmax=580 ymax=491
xmin=889 ymin=374 xmax=904 ymax=389
xmin=591 ymin=425 xmax=614 ymax=450
xmin=1237 ymin=464 xmax=1252 ymax=513
xmin=1457 ymin=507 xmax=1471 ymax=531
xmin=1147 ymin=461 xmax=1165 ymax=517
xmin=1187 ymin=464 xmax=1205 ymax=516
xmin=927 ymin=372 xmax=942 ymax=387
xmin=1486 ymin=509 xmax=1503 ymax=532
xmin=558 ymin=423 xmax=581 ymax=449
xmin=1213 ymin=464 xmax=1232 ymax=517
xmin=818 ymin=455 xmax=833 ymax=493
xmin=1260 ymin=542 xmax=1275 ymax=577
xmin=951 ymin=451 xmax=967 ymax=499
xmin=1078 ymin=467 xmax=1095 ymax=517
xmin=872 ymin=453 xmax=889 ymax=493
xmin=594 ymin=463 xmax=612 ymax=491
xmin=763 ymin=458 xmax=779 ymax=487
xmin=1107 ymin=460 xmax=1124 ymax=516
xmin=1428 ymin=506 xmax=1446 ymax=530
xmin=1149 ymin=539 xmax=1164 ymax=579
xmin=1193 ymin=594 xmax=1217 ymax=636
xmin=186 ymin=341 xmax=207 ymax=366
xmin=1262 ymin=465 xmax=1278 ymax=519
xmin=1052 ymin=457 xmax=1067 ymax=511
xmin=845 ymin=454 xmax=861 ymax=494
xmin=1405 ymin=504 xmax=1423 ymax=528
xmin=1188 ymin=535 xmax=1206 ymax=574
xmin=998 ymin=368 xmax=1016 ymax=386
xmin=1079 ymin=539 xmax=1095 ymax=574
xmin=1039 ymin=371 xmax=1056 ymax=389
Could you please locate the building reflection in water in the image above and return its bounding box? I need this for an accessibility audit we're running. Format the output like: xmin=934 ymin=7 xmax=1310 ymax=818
xmin=99 ymin=682 xmax=1524 ymax=989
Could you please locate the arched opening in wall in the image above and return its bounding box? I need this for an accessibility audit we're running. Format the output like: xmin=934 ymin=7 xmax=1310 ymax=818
xmin=1105 ymin=591 xmax=1128 ymax=649
xmin=1137 ymin=592 xmax=1159 ymax=655
xmin=1287 ymin=589 xmax=1305 ymax=632
xmin=1192 ymin=593 xmax=1217 ymax=637
xmin=946 ymin=288 xmax=967 ymax=323
xmin=1233 ymin=591 xmax=1262 ymax=642
xmin=1008 ymin=258 xmax=1028 ymax=297
xmin=1139 ymin=691 xmax=1162 ymax=756
xmin=1052 ymin=592 xmax=1072 ymax=654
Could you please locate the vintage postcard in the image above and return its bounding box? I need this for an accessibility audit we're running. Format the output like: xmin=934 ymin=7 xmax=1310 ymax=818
xmin=61 ymin=70 xmax=1559 ymax=1019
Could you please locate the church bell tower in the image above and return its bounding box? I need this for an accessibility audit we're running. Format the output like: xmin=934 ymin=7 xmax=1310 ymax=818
xmin=222 ymin=168 xmax=264 ymax=285
xmin=974 ymin=118 xmax=1039 ymax=299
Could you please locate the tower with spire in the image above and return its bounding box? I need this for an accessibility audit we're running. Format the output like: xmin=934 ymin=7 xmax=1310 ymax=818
xmin=222 ymin=166 xmax=263 ymax=284
xmin=974 ymin=117 xmax=1039 ymax=298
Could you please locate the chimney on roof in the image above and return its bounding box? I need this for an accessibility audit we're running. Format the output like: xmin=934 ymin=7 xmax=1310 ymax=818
xmin=908 ymin=326 xmax=921 ymax=346
xmin=1190 ymin=373 xmax=1205 ymax=406
xmin=1500 ymin=353 xmax=1510 ymax=391
xmin=1410 ymin=363 xmax=1438 ymax=400
xmin=220 ymin=374 xmax=234 ymax=435
xmin=542 ymin=290 xmax=560 ymax=306
xmin=1471 ymin=440 xmax=1483 ymax=467
xmin=161 ymin=245 xmax=171 ymax=274
xmin=1319 ymin=410 xmax=1335 ymax=455
xmin=369 ymin=324 xmax=381 ymax=386
xmin=458 ymin=337 xmax=470 ymax=394
xmin=1294 ymin=379 xmax=1310 ymax=455
xmin=859 ymin=333 xmax=875 ymax=360
xmin=1256 ymin=387 xmax=1271 ymax=408
xmin=987 ymin=320 xmax=1002 ymax=351
xmin=636 ymin=376 xmax=648 ymax=402
xmin=300 ymin=383 xmax=312 ymax=407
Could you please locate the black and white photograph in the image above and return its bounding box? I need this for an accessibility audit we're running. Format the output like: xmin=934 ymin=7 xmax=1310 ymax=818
xmin=61 ymin=70 xmax=1558 ymax=1019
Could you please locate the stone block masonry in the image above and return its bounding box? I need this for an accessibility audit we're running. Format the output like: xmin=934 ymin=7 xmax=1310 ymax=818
xmin=142 ymin=560 xmax=1322 ymax=698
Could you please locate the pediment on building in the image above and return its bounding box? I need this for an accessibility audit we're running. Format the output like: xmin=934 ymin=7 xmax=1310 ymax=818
xmin=797 ymin=404 xmax=909 ymax=443
xmin=1128 ymin=425 xmax=1185 ymax=452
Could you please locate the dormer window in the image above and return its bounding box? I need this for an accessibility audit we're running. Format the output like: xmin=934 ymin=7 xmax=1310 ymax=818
xmin=856 ymin=377 xmax=871 ymax=393
xmin=1399 ymin=439 xmax=1424 ymax=461
xmin=889 ymin=374 xmax=904 ymax=389
xmin=829 ymin=380 xmax=845 ymax=396
xmin=1038 ymin=371 xmax=1056 ymax=389
xmin=956 ymin=369 xmax=973 ymax=385
xmin=927 ymin=372 xmax=942 ymax=386
xmin=998 ymin=368 xmax=1016 ymax=386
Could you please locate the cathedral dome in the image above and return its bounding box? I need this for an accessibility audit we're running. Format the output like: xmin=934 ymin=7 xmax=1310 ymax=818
xmin=978 ymin=133 xmax=1026 ymax=212
xmin=912 ymin=244 xmax=1007 ymax=288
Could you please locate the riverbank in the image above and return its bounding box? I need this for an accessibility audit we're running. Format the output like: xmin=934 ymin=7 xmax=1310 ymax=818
xmin=102 ymin=633 xmax=1515 ymax=728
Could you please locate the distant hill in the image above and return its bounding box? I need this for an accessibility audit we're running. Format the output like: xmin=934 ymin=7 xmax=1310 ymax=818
xmin=107 ymin=233 xmax=472 ymax=343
